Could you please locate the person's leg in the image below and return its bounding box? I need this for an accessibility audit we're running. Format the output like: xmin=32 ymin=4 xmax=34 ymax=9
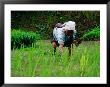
xmin=68 ymin=46 xmax=71 ymax=57
xmin=59 ymin=43 xmax=64 ymax=54
xmin=52 ymin=41 xmax=56 ymax=55
xmin=54 ymin=47 xmax=56 ymax=55
xmin=57 ymin=38 xmax=64 ymax=55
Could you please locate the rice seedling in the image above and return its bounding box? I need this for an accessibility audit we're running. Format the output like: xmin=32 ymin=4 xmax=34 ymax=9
xmin=11 ymin=40 xmax=100 ymax=77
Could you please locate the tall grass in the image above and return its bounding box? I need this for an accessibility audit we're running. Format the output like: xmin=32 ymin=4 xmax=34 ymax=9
xmin=11 ymin=40 xmax=100 ymax=77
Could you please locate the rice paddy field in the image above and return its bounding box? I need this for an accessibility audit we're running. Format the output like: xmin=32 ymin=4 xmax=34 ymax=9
xmin=11 ymin=40 xmax=100 ymax=77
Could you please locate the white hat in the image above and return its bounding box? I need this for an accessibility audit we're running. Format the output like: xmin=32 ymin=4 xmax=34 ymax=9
xmin=63 ymin=21 xmax=76 ymax=30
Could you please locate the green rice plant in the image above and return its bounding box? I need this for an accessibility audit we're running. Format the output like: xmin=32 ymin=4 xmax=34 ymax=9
xmin=80 ymin=47 xmax=88 ymax=76
xmin=81 ymin=26 xmax=100 ymax=41
xmin=11 ymin=40 xmax=100 ymax=77
xmin=11 ymin=29 xmax=38 ymax=49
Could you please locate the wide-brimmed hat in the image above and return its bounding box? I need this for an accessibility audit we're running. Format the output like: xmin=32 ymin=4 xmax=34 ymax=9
xmin=63 ymin=21 xmax=76 ymax=30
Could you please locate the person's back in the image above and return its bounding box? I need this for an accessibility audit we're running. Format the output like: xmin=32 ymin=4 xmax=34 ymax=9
xmin=53 ymin=27 xmax=65 ymax=44
xmin=52 ymin=21 xmax=77 ymax=46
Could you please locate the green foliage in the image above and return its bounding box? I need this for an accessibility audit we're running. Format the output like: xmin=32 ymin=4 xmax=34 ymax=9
xmin=81 ymin=26 xmax=100 ymax=41
xmin=36 ymin=25 xmax=47 ymax=39
xmin=11 ymin=29 xmax=38 ymax=49
xmin=11 ymin=11 xmax=100 ymax=39
xmin=80 ymin=48 xmax=88 ymax=76
xmin=11 ymin=40 xmax=100 ymax=77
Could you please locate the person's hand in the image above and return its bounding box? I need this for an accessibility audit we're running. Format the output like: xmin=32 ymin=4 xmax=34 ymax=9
xmin=52 ymin=42 xmax=56 ymax=48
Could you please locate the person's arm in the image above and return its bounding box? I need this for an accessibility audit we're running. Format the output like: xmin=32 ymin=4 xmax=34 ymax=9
xmin=53 ymin=28 xmax=56 ymax=37
xmin=73 ymin=29 xmax=77 ymax=40
xmin=57 ymin=28 xmax=65 ymax=54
